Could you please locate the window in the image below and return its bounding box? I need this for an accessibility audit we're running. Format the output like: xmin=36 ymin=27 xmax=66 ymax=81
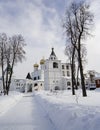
xmin=55 ymin=86 xmax=60 ymax=90
xmin=67 ymin=71 xmax=70 ymax=77
xmin=67 ymin=82 xmax=71 ymax=86
xmin=34 ymin=77 xmax=36 ymax=80
xmin=53 ymin=62 xmax=58 ymax=68
xmin=62 ymin=65 xmax=64 ymax=69
xmin=62 ymin=71 xmax=65 ymax=76
xmin=16 ymin=87 xmax=20 ymax=89
xmin=38 ymin=76 xmax=40 ymax=79
xmin=66 ymin=65 xmax=69 ymax=70
xmin=34 ymin=83 xmax=38 ymax=87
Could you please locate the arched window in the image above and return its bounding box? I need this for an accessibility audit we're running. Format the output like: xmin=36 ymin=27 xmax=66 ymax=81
xmin=53 ymin=62 xmax=58 ymax=68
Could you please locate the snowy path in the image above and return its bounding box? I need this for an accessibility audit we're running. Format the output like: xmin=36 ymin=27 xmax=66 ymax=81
xmin=0 ymin=93 xmax=56 ymax=130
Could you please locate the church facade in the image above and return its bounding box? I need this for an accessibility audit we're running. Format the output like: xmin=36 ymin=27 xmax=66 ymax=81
xmin=31 ymin=48 xmax=72 ymax=91
xmin=0 ymin=48 xmax=98 ymax=93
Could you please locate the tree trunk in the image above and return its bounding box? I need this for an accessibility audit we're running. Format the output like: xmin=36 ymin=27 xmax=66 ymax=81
xmin=78 ymin=50 xmax=87 ymax=97
xmin=71 ymin=47 xmax=75 ymax=95
xmin=73 ymin=74 xmax=77 ymax=89
xmin=76 ymin=65 xmax=79 ymax=89
xmin=71 ymin=64 xmax=75 ymax=95
xmin=73 ymin=62 xmax=78 ymax=90
xmin=1 ymin=48 xmax=6 ymax=95
xmin=5 ymin=60 xmax=9 ymax=93
xmin=6 ymin=73 xmax=11 ymax=95
xmin=7 ymin=57 xmax=14 ymax=95
xmin=2 ymin=65 xmax=6 ymax=95
xmin=77 ymin=34 xmax=87 ymax=97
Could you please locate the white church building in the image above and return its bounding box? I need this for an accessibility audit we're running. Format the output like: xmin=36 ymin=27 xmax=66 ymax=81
xmin=0 ymin=48 xmax=98 ymax=93
xmin=31 ymin=48 xmax=72 ymax=91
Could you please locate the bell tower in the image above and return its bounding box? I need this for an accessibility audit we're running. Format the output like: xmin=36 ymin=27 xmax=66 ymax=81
xmin=44 ymin=48 xmax=62 ymax=91
xmin=49 ymin=48 xmax=57 ymax=60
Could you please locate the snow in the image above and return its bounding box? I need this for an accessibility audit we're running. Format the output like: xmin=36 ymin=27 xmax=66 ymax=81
xmin=35 ymin=89 xmax=100 ymax=130
xmin=0 ymin=92 xmax=56 ymax=130
xmin=0 ymin=91 xmax=23 ymax=116
xmin=0 ymin=89 xmax=100 ymax=130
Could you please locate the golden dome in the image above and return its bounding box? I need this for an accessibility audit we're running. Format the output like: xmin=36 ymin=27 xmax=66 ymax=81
xmin=33 ymin=63 xmax=39 ymax=68
xmin=40 ymin=59 xmax=45 ymax=65
xmin=40 ymin=58 xmax=45 ymax=64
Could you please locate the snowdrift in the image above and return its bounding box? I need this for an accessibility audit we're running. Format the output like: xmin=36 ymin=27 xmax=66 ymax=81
xmin=35 ymin=90 xmax=100 ymax=130
xmin=0 ymin=91 xmax=23 ymax=116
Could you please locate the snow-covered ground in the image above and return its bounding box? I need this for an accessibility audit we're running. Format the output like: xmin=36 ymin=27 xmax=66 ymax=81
xmin=0 ymin=92 xmax=56 ymax=130
xmin=0 ymin=91 xmax=23 ymax=116
xmin=35 ymin=89 xmax=100 ymax=130
xmin=1 ymin=90 xmax=100 ymax=130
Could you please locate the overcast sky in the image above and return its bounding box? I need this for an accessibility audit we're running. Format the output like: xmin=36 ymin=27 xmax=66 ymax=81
xmin=0 ymin=0 xmax=100 ymax=79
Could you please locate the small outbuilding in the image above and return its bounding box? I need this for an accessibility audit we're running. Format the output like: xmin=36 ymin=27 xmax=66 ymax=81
xmin=95 ymin=77 xmax=100 ymax=88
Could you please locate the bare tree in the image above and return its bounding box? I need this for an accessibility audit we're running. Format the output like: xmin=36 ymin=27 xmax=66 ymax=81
xmin=6 ymin=35 xmax=26 ymax=95
xmin=65 ymin=44 xmax=76 ymax=95
xmin=0 ymin=34 xmax=26 ymax=95
xmin=0 ymin=33 xmax=7 ymax=94
xmin=76 ymin=44 xmax=87 ymax=89
xmin=63 ymin=1 xmax=93 ymax=97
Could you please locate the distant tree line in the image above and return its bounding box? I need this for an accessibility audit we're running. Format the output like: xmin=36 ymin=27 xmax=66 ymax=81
xmin=0 ymin=33 xmax=26 ymax=95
